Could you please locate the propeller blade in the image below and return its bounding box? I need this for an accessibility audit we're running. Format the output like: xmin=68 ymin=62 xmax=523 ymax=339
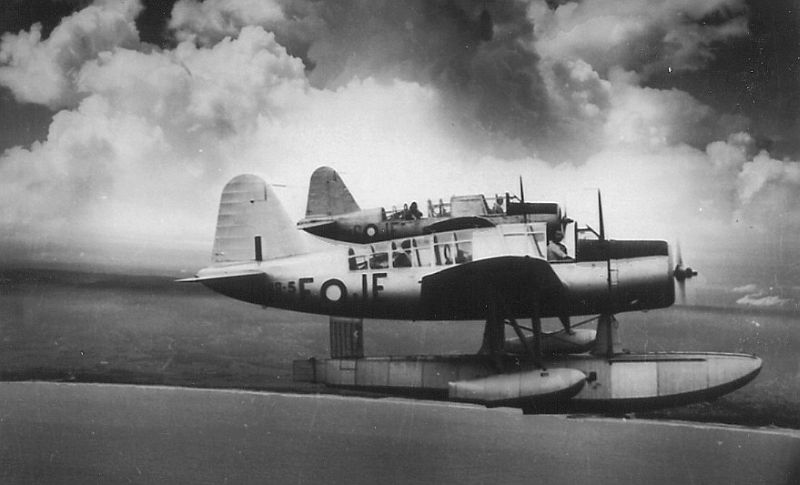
xmin=676 ymin=240 xmax=684 ymax=268
xmin=678 ymin=279 xmax=687 ymax=305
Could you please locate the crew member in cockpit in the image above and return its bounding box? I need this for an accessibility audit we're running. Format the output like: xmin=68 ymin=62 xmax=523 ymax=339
xmin=407 ymin=201 xmax=423 ymax=220
xmin=491 ymin=196 xmax=504 ymax=214
xmin=547 ymin=230 xmax=569 ymax=261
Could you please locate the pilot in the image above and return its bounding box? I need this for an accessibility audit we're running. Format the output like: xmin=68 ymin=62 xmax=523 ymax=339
xmin=492 ymin=196 xmax=504 ymax=214
xmin=401 ymin=203 xmax=410 ymax=220
xmin=547 ymin=230 xmax=570 ymax=261
xmin=407 ymin=201 xmax=423 ymax=220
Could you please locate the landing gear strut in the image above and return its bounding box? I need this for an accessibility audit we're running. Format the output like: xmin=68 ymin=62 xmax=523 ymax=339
xmin=479 ymin=296 xmax=545 ymax=370
xmin=592 ymin=314 xmax=621 ymax=357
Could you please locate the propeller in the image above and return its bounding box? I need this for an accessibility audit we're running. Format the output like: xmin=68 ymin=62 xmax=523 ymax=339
xmin=673 ymin=241 xmax=698 ymax=303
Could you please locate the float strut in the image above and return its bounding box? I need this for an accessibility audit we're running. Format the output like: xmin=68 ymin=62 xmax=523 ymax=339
xmin=592 ymin=314 xmax=622 ymax=357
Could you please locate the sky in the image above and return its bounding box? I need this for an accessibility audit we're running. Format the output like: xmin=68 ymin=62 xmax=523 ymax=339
xmin=0 ymin=0 xmax=798 ymax=302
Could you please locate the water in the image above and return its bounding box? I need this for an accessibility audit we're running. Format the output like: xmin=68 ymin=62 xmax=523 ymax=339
xmin=1 ymin=267 xmax=798 ymax=428
xmin=2 ymin=382 xmax=799 ymax=484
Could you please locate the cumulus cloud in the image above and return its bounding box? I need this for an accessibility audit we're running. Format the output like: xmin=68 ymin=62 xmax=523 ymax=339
xmin=736 ymin=293 xmax=791 ymax=308
xmin=0 ymin=4 xmax=456 ymax=264
xmin=170 ymin=0 xmax=551 ymax=157
xmin=170 ymin=0 xmax=285 ymax=46
xmin=167 ymin=0 xmax=752 ymax=161
xmin=738 ymin=151 xmax=800 ymax=205
xmin=731 ymin=283 xmax=794 ymax=309
xmin=530 ymin=0 xmax=749 ymax=77
xmin=732 ymin=284 xmax=759 ymax=294
xmin=707 ymin=132 xmax=756 ymax=171
xmin=0 ymin=8 xmax=312 ymax=249
xmin=0 ymin=0 xmax=142 ymax=109
xmin=1 ymin=0 xmax=799 ymax=274
xmin=78 ymin=25 xmax=308 ymax=138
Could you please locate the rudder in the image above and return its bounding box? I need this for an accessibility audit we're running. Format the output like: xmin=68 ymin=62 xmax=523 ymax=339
xmin=305 ymin=166 xmax=360 ymax=217
xmin=212 ymin=174 xmax=308 ymax=263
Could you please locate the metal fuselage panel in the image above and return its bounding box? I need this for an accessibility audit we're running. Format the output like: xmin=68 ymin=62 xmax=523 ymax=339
xmin=303 ymin=213 xmax=562 ymax=244
xmin=256 ymin=250 xmax=427 ymax=319
xmin=205 ymin=247 xmax=675 ymax=320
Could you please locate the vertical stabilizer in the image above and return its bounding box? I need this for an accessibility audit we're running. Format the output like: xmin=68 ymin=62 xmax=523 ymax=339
xmin=305 ymin=166 xmax=360 ymax=217
xmin=212 ymin=174 xmax=308 ymax=263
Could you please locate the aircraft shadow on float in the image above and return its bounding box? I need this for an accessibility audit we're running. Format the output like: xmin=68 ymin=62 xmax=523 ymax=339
xmin=179 ymin=169 xmax=759 ymax=414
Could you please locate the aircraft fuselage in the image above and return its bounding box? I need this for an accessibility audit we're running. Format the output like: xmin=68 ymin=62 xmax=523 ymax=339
xmin=197 ymin=226 xmax=675 ymax=321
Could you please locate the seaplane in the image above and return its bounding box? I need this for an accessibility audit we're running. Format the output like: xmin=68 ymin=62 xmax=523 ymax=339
xmin=179 ymin=172 xmax=760 ymax=413
xmin=297 ymin=166 xmax=570 ymax=243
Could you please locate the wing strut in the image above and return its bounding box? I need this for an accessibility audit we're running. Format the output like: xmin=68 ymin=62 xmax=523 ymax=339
xmin=507 ymin=316 xmax=543 ymax=369
xmin=528 ymin=298 xmax=544 ymax=368
xmin=479 ymin=294 xmax=507 ymax=368
xmin=479 ymin=290 xmax=545 ymax=370
xmin=592 ymin=314 xmax=621 ymax=357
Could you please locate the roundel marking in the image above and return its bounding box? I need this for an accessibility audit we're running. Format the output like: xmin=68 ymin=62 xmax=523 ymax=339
xmin=321 ymin=279 xmax=347 ymax=302
xmin=364 ymin=224 xmax=378 ymax=238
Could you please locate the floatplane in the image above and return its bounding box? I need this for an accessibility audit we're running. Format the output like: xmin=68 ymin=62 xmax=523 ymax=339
xmin=297 ymin=166 xmax=570 ymax=243
xmin=180 ymin=171 xmax=760 ymax=413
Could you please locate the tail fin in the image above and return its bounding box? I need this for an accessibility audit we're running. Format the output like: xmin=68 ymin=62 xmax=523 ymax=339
xmin=212 ymin=174 xmax=308 ymax=263
xmin=305 ymin=166 xmax=360 ymax=217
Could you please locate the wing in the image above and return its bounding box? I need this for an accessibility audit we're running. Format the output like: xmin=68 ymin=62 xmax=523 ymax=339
xmin=420 ymin=256 xmax=567 ymax=320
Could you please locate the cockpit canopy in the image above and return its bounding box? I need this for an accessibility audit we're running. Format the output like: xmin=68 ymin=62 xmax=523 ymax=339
xmin=346 ymin=223 xmax=550 ymax=271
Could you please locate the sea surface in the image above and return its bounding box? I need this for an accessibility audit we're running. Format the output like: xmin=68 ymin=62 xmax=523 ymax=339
xmin=0 ymin=267 xmax=798 ymax=428
xmin=2 ymin=382 xmax=799 ymax=484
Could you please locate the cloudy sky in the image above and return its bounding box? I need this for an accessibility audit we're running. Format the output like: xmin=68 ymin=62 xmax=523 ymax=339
xmin=0 ymin=0 xmax=798 ymax=294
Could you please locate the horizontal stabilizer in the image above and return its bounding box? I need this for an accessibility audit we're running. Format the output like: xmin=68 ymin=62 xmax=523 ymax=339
xmin=296 ymin=218 xmax=336 ymax=230
xmin=177 ymin=266 xmax=269 ymax=305
xmin=176 ymin=268 xmax=264 ymax=283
